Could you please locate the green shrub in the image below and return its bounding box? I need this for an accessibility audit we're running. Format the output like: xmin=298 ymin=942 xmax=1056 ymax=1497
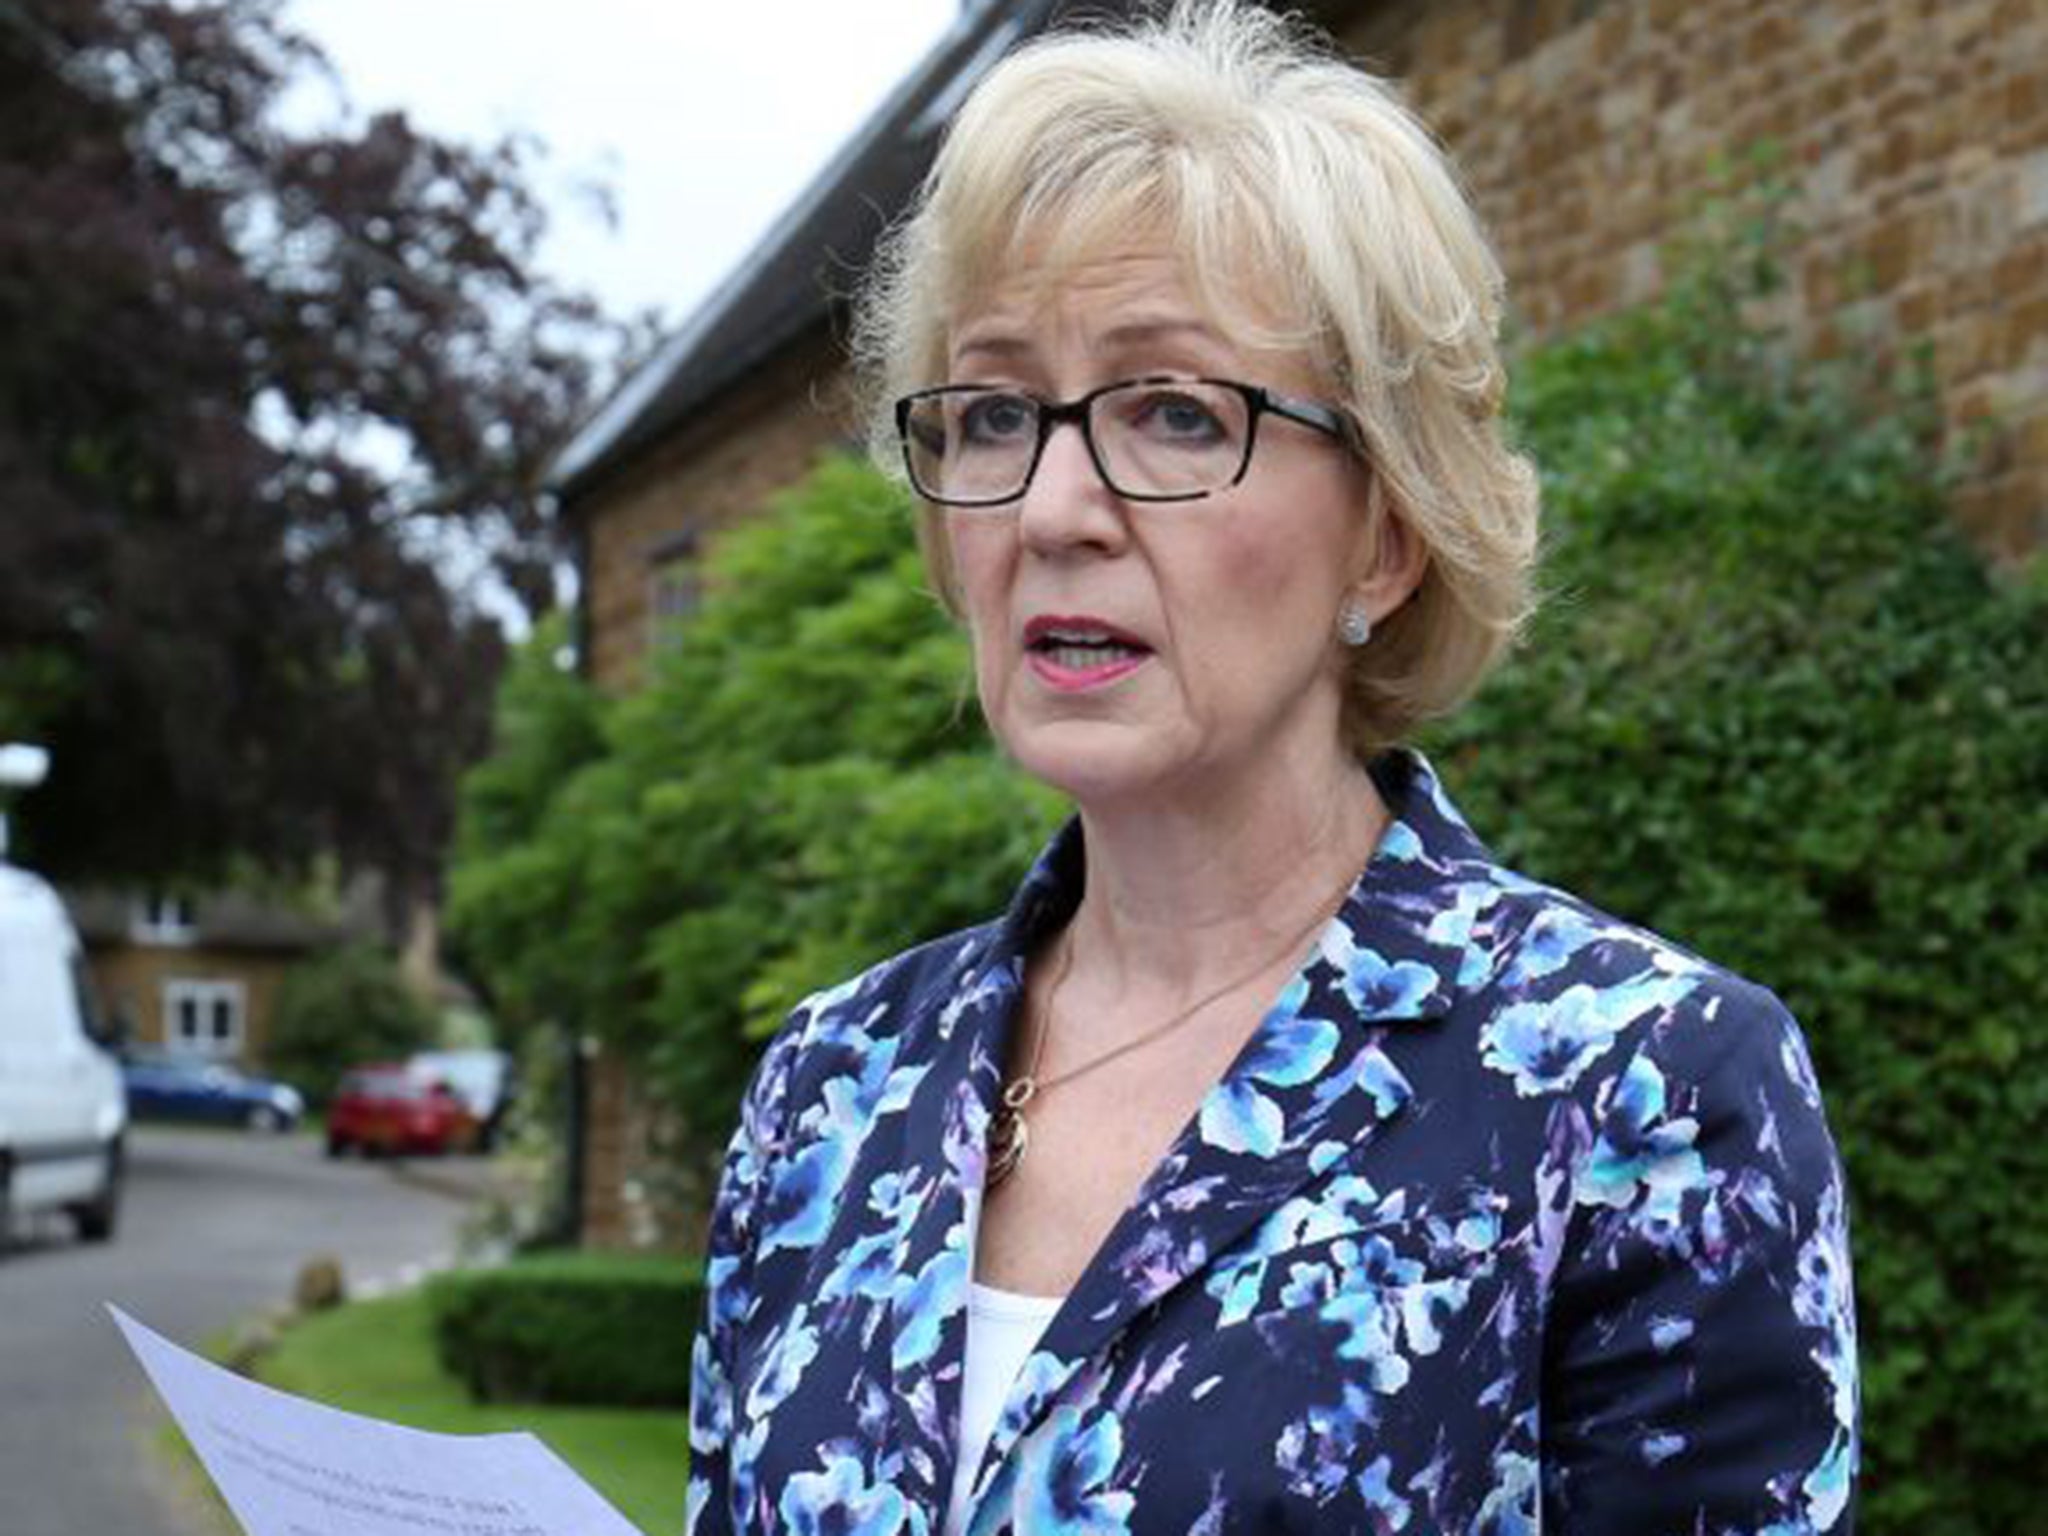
xmin=426 ymin=1251 xmax=704 ymax=1407
xmin=1420 ymin=245 xmax=2046 ymax=1535
xmin=445 ymin=612 xmax=610 ymax=1045
xmin=268 ymin=942 xmax=438 ymax=1105
xmin=447 ymin=456 xmax=1062 ymax=1169
xmin=597 ymin=456 xmax=1061 ymax=1129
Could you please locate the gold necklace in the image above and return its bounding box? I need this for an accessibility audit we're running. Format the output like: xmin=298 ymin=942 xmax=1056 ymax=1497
xmin=986 ymin=883 xmax=1352 ymax=1190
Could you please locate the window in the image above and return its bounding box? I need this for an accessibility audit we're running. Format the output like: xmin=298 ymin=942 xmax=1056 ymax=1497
xmin=646 ymin=531 xmax=702 ymax=651
xmin=163 ymin=979 xmax=246 ymax=1059
xmin=133 ymin=893 xmax=197 ymax=945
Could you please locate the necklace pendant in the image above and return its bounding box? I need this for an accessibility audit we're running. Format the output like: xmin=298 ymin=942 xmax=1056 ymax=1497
xmin=987 ymin=1101 xmax=1030 ymax=1189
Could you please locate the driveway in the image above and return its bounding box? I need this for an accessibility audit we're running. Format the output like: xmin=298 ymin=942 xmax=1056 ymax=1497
xmin=0 ymin=1124 xmax=498 ymax=1536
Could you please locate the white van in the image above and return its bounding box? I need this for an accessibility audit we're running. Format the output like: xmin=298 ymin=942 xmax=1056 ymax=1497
xmin=0 ymin=861 xmax=126 ymax=1243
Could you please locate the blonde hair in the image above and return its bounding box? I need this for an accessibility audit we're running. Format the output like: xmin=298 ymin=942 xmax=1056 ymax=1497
xmin=852 ymin=0 xmax=1540 ymax=754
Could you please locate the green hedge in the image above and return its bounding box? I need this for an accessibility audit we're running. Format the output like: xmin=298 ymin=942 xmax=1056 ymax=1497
xmin=1421 ymin=248 xmax=2047 ymax=1534
xmin=426 ymin=1252 xmax=704 ymax=1407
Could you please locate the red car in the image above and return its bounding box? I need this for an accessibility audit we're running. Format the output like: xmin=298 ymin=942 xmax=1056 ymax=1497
xmin=325 ymin=1064 xmax=477 ymax=1157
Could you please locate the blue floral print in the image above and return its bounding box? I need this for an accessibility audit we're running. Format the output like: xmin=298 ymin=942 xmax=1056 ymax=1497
xmin=1576 ymin=1052 xmax=1710 ymax=1238
xmin=1196 ymin=988 xmax=1339 ymax=1156
xmin=1321 ymin=926 xmax=1444 ymax=1019
xmin=686 ymin=750 xmax=1858 ymax=1535
xmin=1478 ymin=971 xmax=1691 ymax=1096
xmin=892 ymin=1244 xmax=969 ymax=1372
xmin=779 ymin=1453 xmax=910 ymax=1536
xmin=1014 ymin=1407 xmax=1135 ymax=1535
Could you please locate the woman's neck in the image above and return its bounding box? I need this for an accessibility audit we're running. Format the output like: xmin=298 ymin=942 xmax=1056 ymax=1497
xmin=1064 ymin=747 xmax=1390 ymax=1006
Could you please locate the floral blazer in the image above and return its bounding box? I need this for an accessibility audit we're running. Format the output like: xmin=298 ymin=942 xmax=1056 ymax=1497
xmin=686 ymin=751 xmax=1858 ymax=1535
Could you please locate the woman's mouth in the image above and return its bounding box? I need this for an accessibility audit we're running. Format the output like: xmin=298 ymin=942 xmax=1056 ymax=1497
xmin=1023 ymin=618 xmax=1153 ymax=691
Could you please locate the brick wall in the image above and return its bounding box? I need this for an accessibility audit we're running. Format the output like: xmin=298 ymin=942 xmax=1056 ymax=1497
xmin=1336 ymin=0 xmax=2048 ymax=557
xmin=88 ymin=944 xmax=296 ymax=1066
xmin=578 ymin=1043 xmax=728 ymax=1251
xmin=579 ymin=1045 xmax=656 ymax=1249
xmin=572 ymin=331 xmax=857 ymax=1247
xmin=579 ymin=334 xmax=856 ymax=696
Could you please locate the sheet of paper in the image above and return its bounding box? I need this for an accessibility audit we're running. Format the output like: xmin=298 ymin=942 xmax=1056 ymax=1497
xmin=110 ymin=1306 xmax=647 ymax=1536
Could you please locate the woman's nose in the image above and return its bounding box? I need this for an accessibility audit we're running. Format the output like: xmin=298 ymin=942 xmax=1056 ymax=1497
xmin=1017 ymin=418 xmax=1128 ymax=555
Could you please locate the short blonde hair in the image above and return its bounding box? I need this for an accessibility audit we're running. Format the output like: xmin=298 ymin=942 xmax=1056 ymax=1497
xmin=852 ymin=0 xmax=1540 ymax=754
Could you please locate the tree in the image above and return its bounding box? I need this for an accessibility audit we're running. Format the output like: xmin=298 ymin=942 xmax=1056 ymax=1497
xmin=447 ymin=456 xmax=1063 ymax=1150
xmin=267 ymin=942 xmax=438 ymax=1106
xmin=442 ymin=610 xmax=608 ymax=1036
xmin=0 ymin=0 xmax=619 ymax=929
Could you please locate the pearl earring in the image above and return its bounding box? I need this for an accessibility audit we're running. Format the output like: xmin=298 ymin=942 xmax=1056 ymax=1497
xmin=1338 ymin=596 xmax=1373 ymax=647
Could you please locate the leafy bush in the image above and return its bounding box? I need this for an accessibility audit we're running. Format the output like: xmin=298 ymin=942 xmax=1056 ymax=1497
xmin=445 ymin=611 xmax=610 ymax=1042
xmin=605 ymin=460 xmax=1062 ymax=1103
xmin=426 ymin=1251 xmax=703 ymax=1406
xmin=1420 ymin=251 xmax=2046 ymax=1535
xmin=268 ymin=942 xmax=438 ymax=1105
xmin=448 ymin=456 xmax=1062 ymax=1163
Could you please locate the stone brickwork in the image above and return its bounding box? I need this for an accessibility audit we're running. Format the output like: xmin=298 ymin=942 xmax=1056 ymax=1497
xmin=573 ymin=333 xmax=857 ymax=1248
xmin=579 ymin=336 xmax=856 ymax=696
xmin=580 ymin=1045 xmax=656 ymax=1249
xmin=1337 ymin=0 xmax=2048 ymax=558
xmin=86 ymin=944 xmax=295 ymax=1065
xmin=579 ymin=1042 xmax=724 ymax=1251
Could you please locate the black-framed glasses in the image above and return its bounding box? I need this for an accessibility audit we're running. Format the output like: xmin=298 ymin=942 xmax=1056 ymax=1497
xmin=893 ymin=375 xmax=1350 ymax=509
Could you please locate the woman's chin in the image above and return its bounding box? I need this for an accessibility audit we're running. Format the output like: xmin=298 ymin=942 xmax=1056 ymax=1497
xmin=999 ymin=720 xmax=1200 ymax=811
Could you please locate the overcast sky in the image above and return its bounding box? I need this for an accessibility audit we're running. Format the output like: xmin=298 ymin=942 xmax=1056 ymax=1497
xmin=273 ymin=3 xmax=961 ymax=628
xmin=282 ymin=1 xmax=960 ymax=327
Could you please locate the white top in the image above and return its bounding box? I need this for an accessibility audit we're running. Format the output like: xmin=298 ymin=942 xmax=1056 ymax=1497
xmin=943 ymin=1281 xmax=1064 ymax=1536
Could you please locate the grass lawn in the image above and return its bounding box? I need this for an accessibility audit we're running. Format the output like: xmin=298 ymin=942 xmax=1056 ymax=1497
xmin=253 ymin=1286 xmax=690 ymax=1536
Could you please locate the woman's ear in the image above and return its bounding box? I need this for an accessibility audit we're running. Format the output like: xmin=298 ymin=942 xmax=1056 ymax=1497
xmin=1349 ymin=483 xmax=1428 ymax=626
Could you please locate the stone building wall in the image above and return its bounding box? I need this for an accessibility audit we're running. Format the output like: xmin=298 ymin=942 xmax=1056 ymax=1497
xmin=1336 ymin=0 xmax=2048 ymax=557
xmin=579 ymin=1046 xmax=657 ymax=1249
xmin=570 ymin=333 xmax=856 ymax=1248
xmin=580 ymin=1038 xmax=734 ymax=1249
xmin=578 ymin=336 xmax=855 ymax=696
xmin=87 ymin=944 xmax=296 ymax=1066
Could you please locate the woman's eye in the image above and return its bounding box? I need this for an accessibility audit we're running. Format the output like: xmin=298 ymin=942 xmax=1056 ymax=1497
xmin=1132 ymin=390 xmax=1225 ymax=443
xmin=958 ymin=393 xmax=1036 ymax=445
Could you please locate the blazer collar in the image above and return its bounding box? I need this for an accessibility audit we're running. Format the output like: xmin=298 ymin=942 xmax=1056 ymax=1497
xmin=899 ymin=749 xmax=1515 ymax=1512
xmin=979 ymin=746 xmax=1504 ymax=1026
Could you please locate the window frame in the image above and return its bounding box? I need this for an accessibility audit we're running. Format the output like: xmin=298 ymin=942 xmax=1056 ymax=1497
xmin=162 ymin=977 xmax=247 ymax=1059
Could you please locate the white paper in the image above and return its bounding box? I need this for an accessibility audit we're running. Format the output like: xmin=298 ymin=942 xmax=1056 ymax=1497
xmin=110 ymin=1306 xmax=647 ymax=1536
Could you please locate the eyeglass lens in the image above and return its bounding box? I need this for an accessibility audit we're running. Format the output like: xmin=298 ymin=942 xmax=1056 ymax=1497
xmin=903 ymin=381 xmax=1252 ymax=504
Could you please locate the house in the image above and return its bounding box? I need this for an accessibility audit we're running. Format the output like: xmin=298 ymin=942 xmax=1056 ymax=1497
xmin=2 ymin=745 xmax=378 ymax=1071
xmin=64 ymin=885 xmax=382 ymax=1068
xmin=552 ymin=0 xmax=2048 ymax=1247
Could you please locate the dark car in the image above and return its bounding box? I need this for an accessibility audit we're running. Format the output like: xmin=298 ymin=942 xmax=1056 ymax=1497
xmin=325 ymin=1064 xmax=477 ymax=1157
xmin=121 ymin=1048 xmax=304 ymax=1132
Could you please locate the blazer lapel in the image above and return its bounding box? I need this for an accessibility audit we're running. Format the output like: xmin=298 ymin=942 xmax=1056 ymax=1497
xmin=969 ymin=750 xmax=1510 ymax=1486
xmin=879 ymin=833 xmax=1081 ymax=1518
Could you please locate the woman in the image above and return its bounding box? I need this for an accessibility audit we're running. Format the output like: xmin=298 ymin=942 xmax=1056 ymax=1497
xmin=688 ymin=5 xmax=1858 ymax=1534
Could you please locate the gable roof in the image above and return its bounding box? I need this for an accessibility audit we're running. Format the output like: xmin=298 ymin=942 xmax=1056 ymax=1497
xmin=63 ymin=880 xmax=382 ymax=953
xmin=549 ymin=0 xmax=1126 ymax=506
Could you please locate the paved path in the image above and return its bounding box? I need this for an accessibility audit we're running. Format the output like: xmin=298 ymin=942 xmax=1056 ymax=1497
xmin=0 ymin=1125 xmax=492 ymax=1536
